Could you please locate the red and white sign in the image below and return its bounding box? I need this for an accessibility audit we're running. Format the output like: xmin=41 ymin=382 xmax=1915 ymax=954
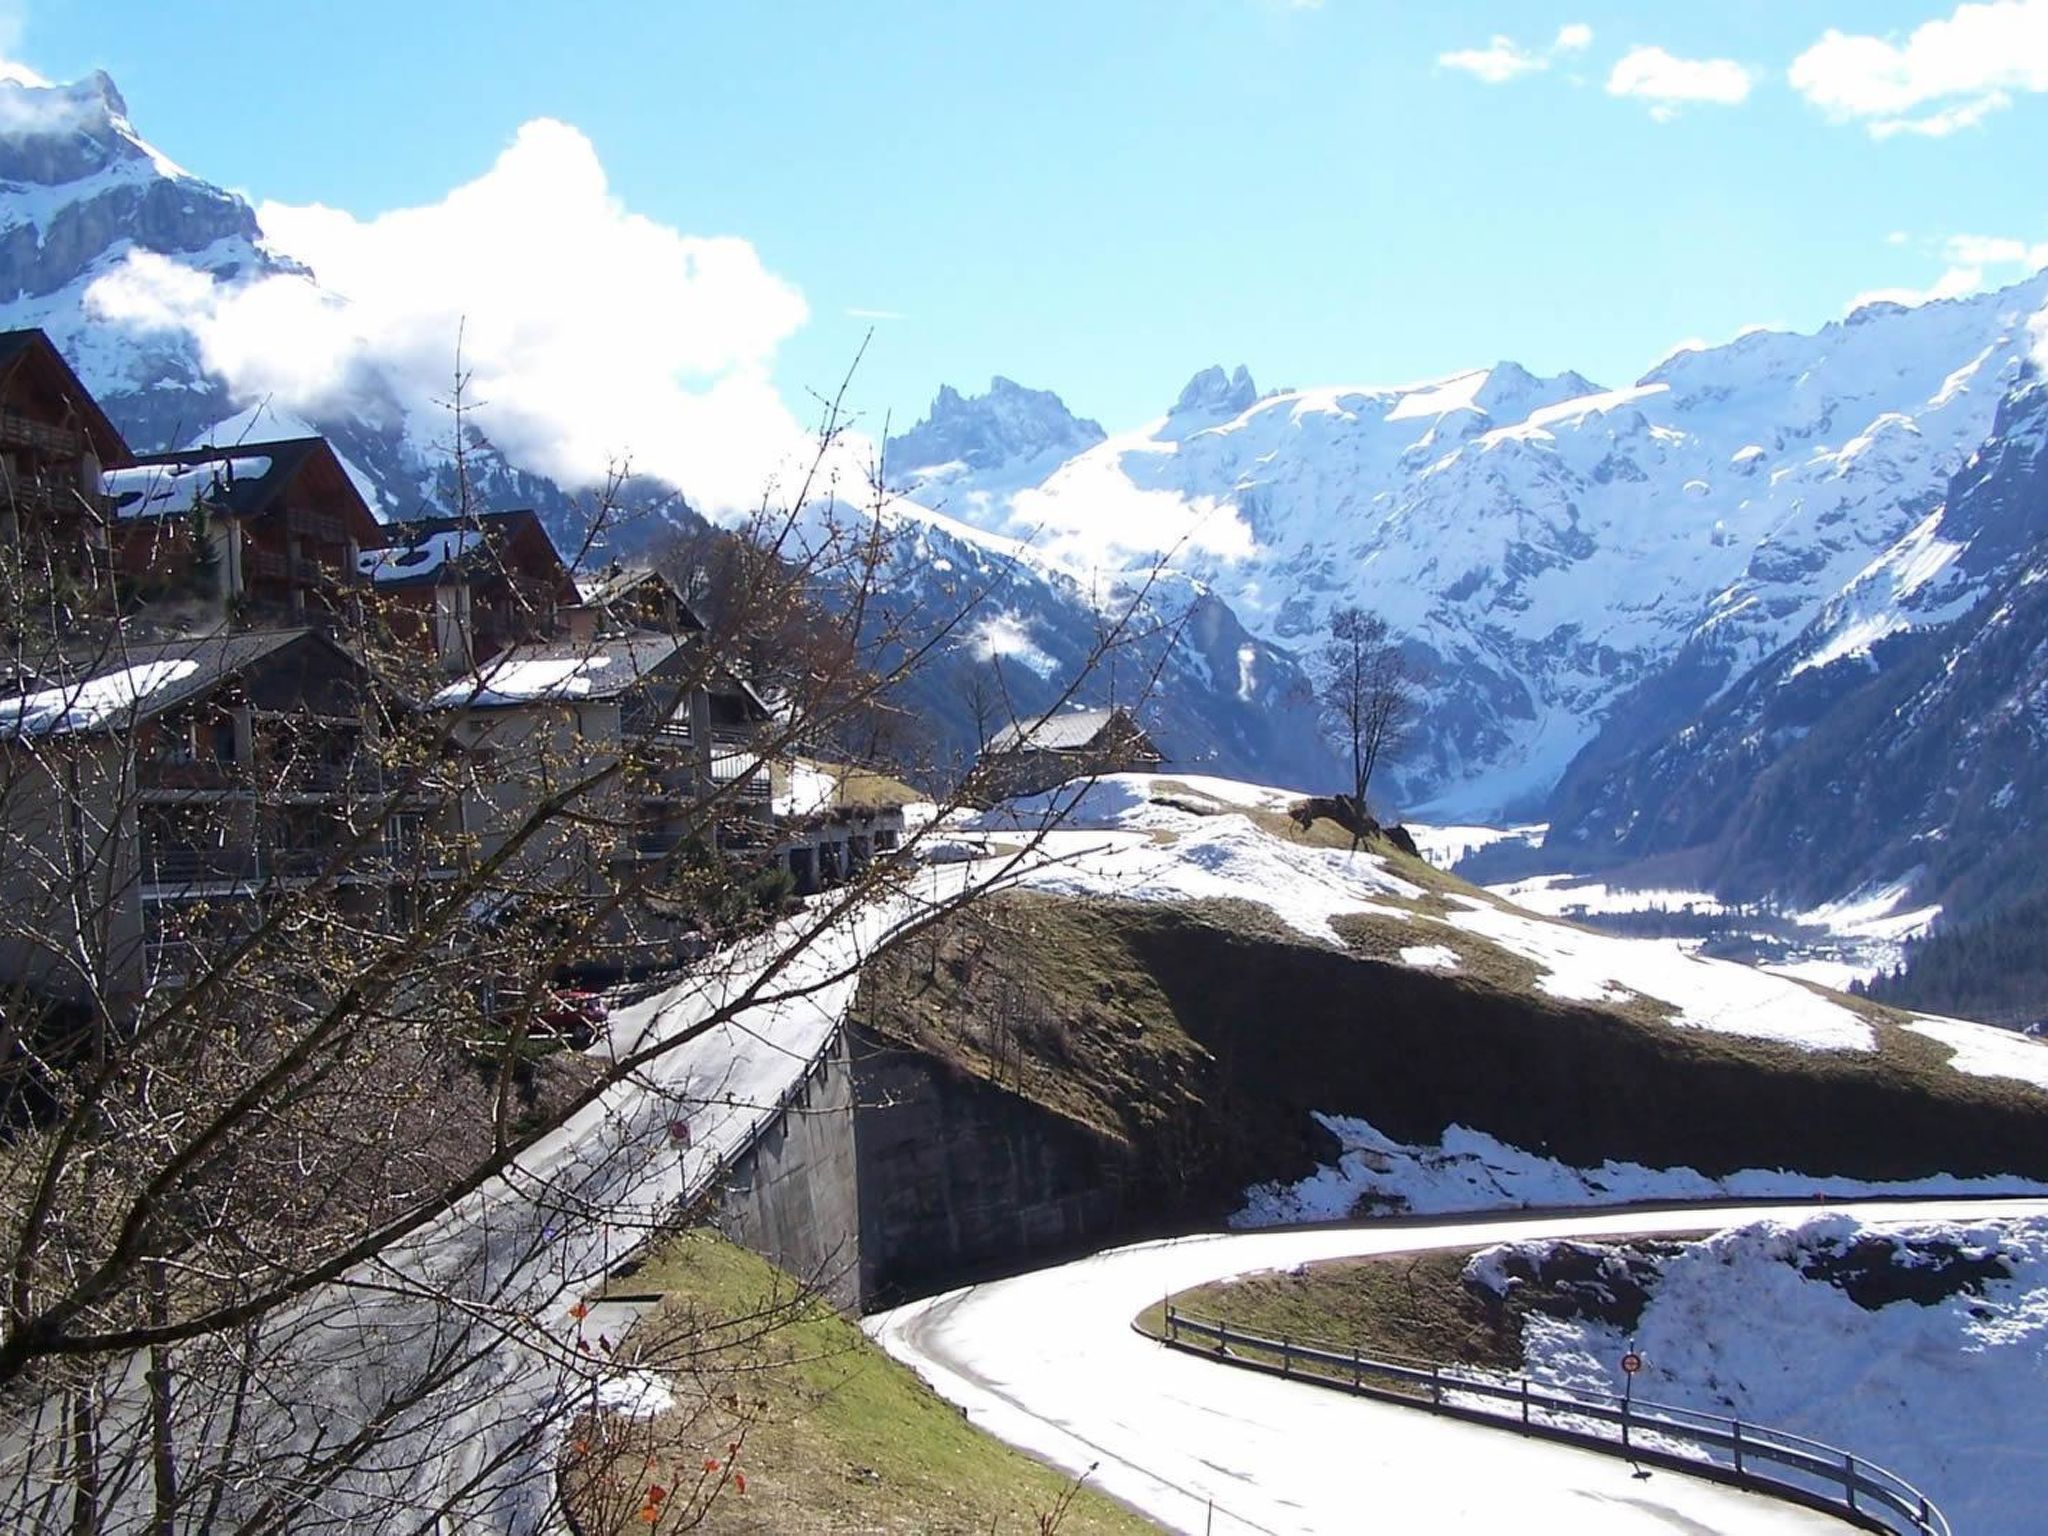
xmin=1620 ymin=1352 xmax=1643 ymax=1375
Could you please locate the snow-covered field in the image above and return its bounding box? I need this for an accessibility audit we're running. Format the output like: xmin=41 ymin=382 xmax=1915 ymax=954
xmin=1235 ymin=1114 xmax=2048 ymax=1226
xmin=955 ymin=774 xmax=2048 ymax=1073
xmin=1475 ymin=1211 xmax=2048 ymax=1536
xmin=1469 ymin=861 xmax=1942 ymax=993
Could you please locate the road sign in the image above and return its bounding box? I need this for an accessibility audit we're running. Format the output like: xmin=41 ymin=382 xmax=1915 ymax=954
xmin=1621 ymin=1352 xmax=1643 ymax=1375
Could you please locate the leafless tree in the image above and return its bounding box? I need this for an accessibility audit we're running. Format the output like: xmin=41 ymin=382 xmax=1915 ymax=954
xmin=0 ymin=352 xmax=1186 ymax=1533
xmin=1318 ymin=605 xmax=1415 ymax=820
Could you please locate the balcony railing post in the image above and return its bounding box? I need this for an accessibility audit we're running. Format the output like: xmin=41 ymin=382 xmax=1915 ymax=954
xmin=1520 ymin=1377 xmax=1530 ymax=1428
xmin=1279 ymin=1337 xmax=1290 ymax=1377
xmin=1731 ymin=1420 xmax=1743 ymax=1476
xmin=1845 ymin=1453 xmax=1857 ymax=1514
xmin=1430 ymin=1363 xmax=1442 ymax=1407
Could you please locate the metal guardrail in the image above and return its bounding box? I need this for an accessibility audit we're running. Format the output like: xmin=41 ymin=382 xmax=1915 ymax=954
xmin=1159 ymin=1308 xmax=1946 ymax=1536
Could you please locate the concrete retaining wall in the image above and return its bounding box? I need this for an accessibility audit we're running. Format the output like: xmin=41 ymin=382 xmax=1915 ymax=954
xmin=708 ymin=1021 xmax=1155 ymax=1313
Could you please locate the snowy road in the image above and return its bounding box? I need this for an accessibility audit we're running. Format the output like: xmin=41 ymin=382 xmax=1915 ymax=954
xmin=868 ymin=1199 xmax=2048 ymax=1534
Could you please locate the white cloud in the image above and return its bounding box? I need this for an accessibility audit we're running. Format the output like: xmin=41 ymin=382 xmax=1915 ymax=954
xmin=1885 ymin=230 xmax=1911 ymax=245
xmin=1844 ymin=231 xmax=2048 ymax=312
xmin=1944 ymin=233 xmax=2048 ymax=266
xmin=1438 ymin=24 xmax=1592 ymax=84
xmin=1439 ymin=35 xmax=1548 ymax=84
xmin=1606 ymin=46 xmax=1753 ymax=116
xmin=845 ymin=307 xmax=906 ymax=322
xmin=1847 ymin=267 xmax=1989 ymax=311
xmin=1790 ymin=0 xmax=2048 ymax=137
xmin=85 ymin=118 xmax=819 ymax=512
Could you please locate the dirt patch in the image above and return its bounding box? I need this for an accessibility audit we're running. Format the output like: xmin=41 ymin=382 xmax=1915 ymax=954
xmin=1472 ymin=1240 xmax=1687 ymax=1333
xmin=1798 ymin=1233 xmax=2013 ymax=1311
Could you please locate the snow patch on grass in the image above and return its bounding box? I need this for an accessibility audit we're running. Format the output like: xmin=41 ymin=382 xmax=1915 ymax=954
xmin=1907 ymin=1018 xmax=2048 ymax=1092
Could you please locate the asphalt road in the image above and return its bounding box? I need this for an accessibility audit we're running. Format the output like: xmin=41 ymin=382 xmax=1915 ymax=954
xmin=867 ymin=1200 xmax=2048 ymax=1534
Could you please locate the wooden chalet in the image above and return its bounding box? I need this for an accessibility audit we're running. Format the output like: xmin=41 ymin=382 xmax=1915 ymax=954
xmin=0 ymin=628 xmax=393 ymax=1004
xmin=0 ymin=326 xmax=132 ymax=556
xmin=103 ymin=439 xmax=382 ymax=627
xmin=361 ymin=509 xmax=578 ymax=668
xmin=979 ymin=704 xmax=1162 ymax=800
xmin=567 ymin=563 xmax=705 ymax=643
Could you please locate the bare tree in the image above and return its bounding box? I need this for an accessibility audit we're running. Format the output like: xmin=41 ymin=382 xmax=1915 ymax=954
xmin=0 ymin=342 xmax=1186 ymax=1533
xmin=1318 ymin=605 xmax=1414 ymax=821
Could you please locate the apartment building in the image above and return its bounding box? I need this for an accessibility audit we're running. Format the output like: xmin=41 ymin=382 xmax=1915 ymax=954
xmin=0 ymin=327 xmax=906 ymax=1012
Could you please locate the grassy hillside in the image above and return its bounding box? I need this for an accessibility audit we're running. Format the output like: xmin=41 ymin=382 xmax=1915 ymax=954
xmin=855 ymin=819 xmax=2048 ymax=1222
xmin=1136 ymin=1250 xmax=1529 ymax=1378
xmin=568 ymin=1229 xmax=1154 ymax=1534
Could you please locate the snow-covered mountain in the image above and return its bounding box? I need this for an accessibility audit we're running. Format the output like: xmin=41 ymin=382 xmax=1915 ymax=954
xmin=891 ymin=284 xmax=2048 ymax=821
xmin=1 ymin=66 xmax=1333 ymax=789
xmin=1546 ymin=370 xmax=2048 ymax=924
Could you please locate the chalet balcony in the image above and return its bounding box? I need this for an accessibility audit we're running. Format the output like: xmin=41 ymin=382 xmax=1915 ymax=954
xmin=0 ymin=410 xmax=83 ymax=460
xmin=144 ymin=846 xmax=260 ymax=886
xmin=285 ymin=508 xmax=350 ymax=544
xmin=626 ymin=828 xmax=689 ymax=861
xmin=711 ymin=749 xmax=773 ymax=807
xmin=1 ymin=465 xmax=106 ymax=521
xmin=271 ymin=756 xmax=387 ymax=795
xmin=137 ymin=757 xmax=242 ymax=794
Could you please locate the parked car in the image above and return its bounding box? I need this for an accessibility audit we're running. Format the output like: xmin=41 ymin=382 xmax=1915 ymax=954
xmin=477 ymin=983 xmax=608 ymax=1052
xmin=533 ymin=987 xmax=607 ymax=1048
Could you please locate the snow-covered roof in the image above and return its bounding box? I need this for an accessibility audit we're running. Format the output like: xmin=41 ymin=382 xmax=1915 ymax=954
xmin=430 ymin=633 xmax=688 ymax=709
xmin=984 ymin=706 xmax=1153 ymax=755
xmin=105 ymin=439 xmax=331 ymax=522
xmin=358 ymin=528 xmax=484 ymax=584
xmin=0 ymin=630 xmax=319 ymax=738
xmin=103 ymin=455 xmax=273 ymax=518
xmin=362 ymin=510 xmax=564 ymax=590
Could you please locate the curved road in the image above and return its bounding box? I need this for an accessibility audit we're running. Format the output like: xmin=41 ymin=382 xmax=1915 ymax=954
xmin=868 ymin=1199 xmax=2048 ymax=1534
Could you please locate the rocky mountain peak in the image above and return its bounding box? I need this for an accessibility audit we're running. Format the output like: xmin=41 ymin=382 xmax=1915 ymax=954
xmin=0 ymin=67 xmax=267 ymax=305
xmin=1171 ymin=363 xmax=1258 ymax=419
xmin=885 ymin=375 xmax=1106 ymax=483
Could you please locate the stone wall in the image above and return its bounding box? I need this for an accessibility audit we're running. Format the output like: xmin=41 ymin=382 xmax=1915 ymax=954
xmin=708 ymin=1021 xmax=1157 ymax=1314
xmin=847 ymin=1024 xmax=1139 ymax=1308
xmin=709 ymin=1025 xmax=864 ymax=1313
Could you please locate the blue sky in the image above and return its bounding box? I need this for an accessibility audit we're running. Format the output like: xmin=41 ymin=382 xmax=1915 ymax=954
xmin=11 ymin=0 xmax=2048 ymax=463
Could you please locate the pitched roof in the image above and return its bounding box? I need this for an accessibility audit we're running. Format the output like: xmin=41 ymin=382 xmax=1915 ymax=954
xmin=571 ymin=564 xmax=706 ymax=630
xmin=984 ymin=705 xmax=1154 ymax=755
xmin=0 ymin=328 xmax=131 ymax=465
xmin=0 ymin=629 xmax=333 ymax=738
xmin=104 ymin=438 xmax=333 ymax=521
xmin=359 ymin=509 xmax=564 ymax=588
xmin=429 ymin=631 xmax=690 ymax=709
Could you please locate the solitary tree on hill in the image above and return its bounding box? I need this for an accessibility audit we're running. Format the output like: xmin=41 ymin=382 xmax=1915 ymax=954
xmin=1318 ymin=604 xmax=1415 ymax=821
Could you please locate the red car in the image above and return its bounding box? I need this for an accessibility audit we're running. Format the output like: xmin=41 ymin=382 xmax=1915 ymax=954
xmin=535 ymin=987 xmax=607 ymax=1048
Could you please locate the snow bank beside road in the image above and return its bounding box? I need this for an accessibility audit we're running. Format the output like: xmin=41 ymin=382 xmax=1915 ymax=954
xmin=1477 ymin=1212 xmax=2048 ymax=1536
xmin=1235 ymin=1114 xmax=2048 ymax=1226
